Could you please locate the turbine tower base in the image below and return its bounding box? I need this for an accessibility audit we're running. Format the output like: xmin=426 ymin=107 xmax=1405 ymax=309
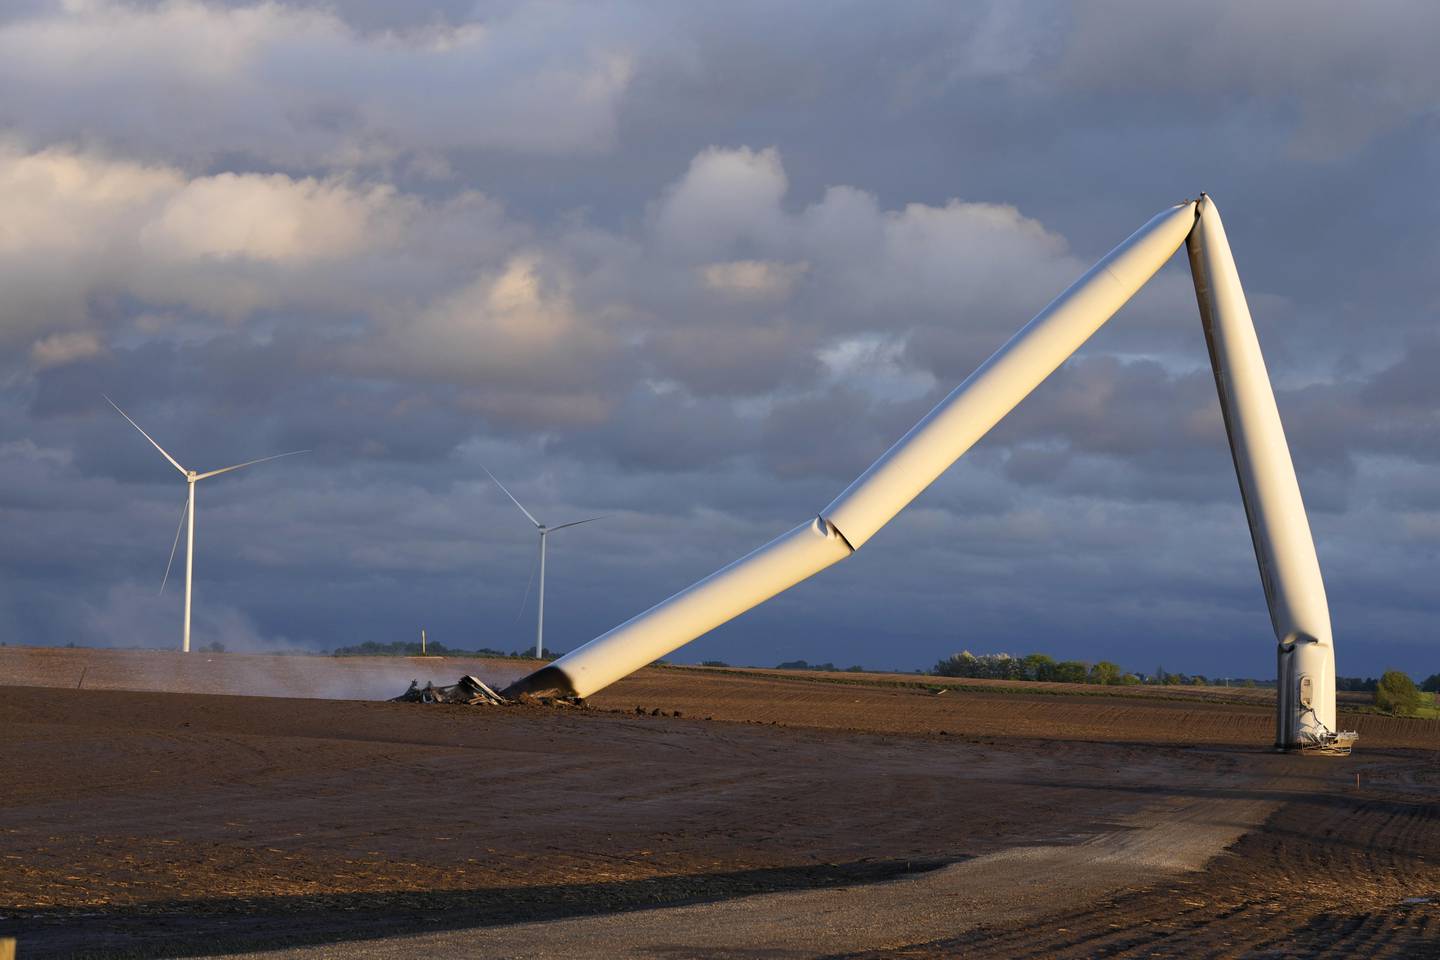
xmin=1274 ymin=639 xmax=1355 ymax=754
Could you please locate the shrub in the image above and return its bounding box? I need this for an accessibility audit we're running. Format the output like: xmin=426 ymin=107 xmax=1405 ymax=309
xmin=1421 ymin=673 xmax=1440 ymax=694
xmin=1375 ymin=670 xmax=1422 ymax=716
xmin=1088 ymin=661 xmax=1122 ymax=685
xmin=1023 ymin=653 xmax=1057 ymax=682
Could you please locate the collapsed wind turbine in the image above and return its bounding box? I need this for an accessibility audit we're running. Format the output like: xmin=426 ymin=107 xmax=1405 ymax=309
xmin=105 ymin=396 xmax=307 ymax=653
xmin=502 ymin=195 xmax=1353 ymax=754
xmin=483 ymin=467 xmax=606 ymax=660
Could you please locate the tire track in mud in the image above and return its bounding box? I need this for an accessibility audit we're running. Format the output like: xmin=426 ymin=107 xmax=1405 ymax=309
xmin=852 ymin=751 xmax=1440 ymax=960
xmin=212 ymin=764 xmax=1287 ymax=959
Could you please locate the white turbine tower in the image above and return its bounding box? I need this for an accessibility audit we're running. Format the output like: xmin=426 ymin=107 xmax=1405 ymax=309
xmin=105 ymin=396 xmax=307 ymax=653
xmin=502 ymin=196 xmax=1354 ymax=754
xmin=482 ymin=467 xmax=605 ymax=660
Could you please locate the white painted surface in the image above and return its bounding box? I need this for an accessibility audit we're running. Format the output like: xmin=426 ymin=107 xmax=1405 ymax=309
xmin=823 ymin=201 xmax=1198 ymax=548
xmin=532 ymin=196 xmax=1339 ymax=752
xmin=1187 ymin=196 xmax=1335 ymax=743
xmin=557 ymin=518 xmax=853 ymax=699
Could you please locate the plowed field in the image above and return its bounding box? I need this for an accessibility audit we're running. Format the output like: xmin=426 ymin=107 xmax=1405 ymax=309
xmin=1 ymin=647 xmax=1437 ymax=958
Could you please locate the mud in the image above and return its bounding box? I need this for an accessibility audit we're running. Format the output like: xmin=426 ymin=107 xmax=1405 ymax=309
xmin=1 ymin=648 xmax=1437 ymax=958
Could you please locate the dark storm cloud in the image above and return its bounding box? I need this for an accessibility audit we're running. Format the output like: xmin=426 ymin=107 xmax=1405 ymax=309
xmin=0 ymin=0 xmax=1435 ymax=680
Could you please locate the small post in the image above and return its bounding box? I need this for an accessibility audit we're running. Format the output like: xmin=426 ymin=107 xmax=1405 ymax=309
xmin=1 ymin=936 xmax=16 ymax=960
xmin=421 ymin=628 xmax=427 ymax=656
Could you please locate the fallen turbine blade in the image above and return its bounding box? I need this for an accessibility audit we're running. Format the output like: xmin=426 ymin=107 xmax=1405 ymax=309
xmin=104 ymin=395 xmax=187 ymax=476
xmin=193 ymin=449 xmax=309 ymax=481
xmin=481 ymin=465 xmax=540 ymax=527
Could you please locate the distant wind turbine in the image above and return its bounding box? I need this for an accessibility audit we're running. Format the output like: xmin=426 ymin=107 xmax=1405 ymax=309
xmin=105 ymin=396 xmax=308 ymax=653
xmin=483 ymin=467 xmax=606 ymax=660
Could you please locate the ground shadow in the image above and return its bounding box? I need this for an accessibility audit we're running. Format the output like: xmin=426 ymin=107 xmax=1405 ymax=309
xmin=1 ymin=857 xmax=951 ymax=959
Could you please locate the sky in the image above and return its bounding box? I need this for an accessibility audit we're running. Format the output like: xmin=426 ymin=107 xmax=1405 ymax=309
xmin=1 ymin=0 xmax=1436 ymax=680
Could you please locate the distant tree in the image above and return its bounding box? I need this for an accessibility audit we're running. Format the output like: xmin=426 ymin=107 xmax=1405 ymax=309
xmin=1089 ymin=661 xmax=1122 ymax=685
xmin=1053 ymin=661 xmax=1089 ymax=684
xmin=775 ymin=660 xmax=838 ymax=671
xmin=700 ymin=660 xmax=729 ymax=667
xmin=1120 ymin=673 xmax=1142 ymax=685
xmin=205 ymin=641 xmax=226 ymax=653
xmin=1189 ymin=676 xmax=1205 ymax=686
xmin=1375 ymin=670 xmax=1422 ymax=716
xmin=1242 ymin=679 xmax=1257 ymax=688
xmin=1421 ymin=673 xmax=1440 ymax=694
xmin=845 ymin=665 xmax=865 ymax=672
xmin=933 ymin=652 xmax=980 ymax=678
xmin=1163 ymin=673 xmax=1183 ymax=686
xmin=1023 ymin=653 xmax=1057 ymax=682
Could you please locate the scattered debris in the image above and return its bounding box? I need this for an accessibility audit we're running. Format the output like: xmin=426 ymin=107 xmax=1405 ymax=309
xmin=391 ymin=675 xmax=507 ymax=705
xmin=391 ymin=676 xmax=589 ymax=708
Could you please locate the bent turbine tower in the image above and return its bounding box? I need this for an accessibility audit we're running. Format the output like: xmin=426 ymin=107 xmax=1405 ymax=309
xmin=503 ymin=196 xmax=1345 ymax=752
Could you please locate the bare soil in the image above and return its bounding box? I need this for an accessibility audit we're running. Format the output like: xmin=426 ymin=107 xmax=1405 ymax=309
xmin=1 ymin=647 xmax=1437 ymax=958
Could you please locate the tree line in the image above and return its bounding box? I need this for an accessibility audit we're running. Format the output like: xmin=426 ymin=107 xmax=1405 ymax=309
xmin=932 ymin=651 xmax=1271 ymax=687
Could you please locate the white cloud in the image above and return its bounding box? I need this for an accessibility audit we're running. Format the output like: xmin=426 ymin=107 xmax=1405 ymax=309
xmin=653 ymin=146 xmax=791 ymax=260
xmin=140 ymin=173 xmax=402 ymax=263
xmin=0 ymin=0 xmax=636 ymax=166
xmin=30 ymin=331 xmax=104 ymax=368
xmin=0 ymin=142 xmax=502 ymax=354
xmin=1060 ymin=0 xmax=1440 ymax=156
xmin=700 ymin=259 xmax=808 ymax=300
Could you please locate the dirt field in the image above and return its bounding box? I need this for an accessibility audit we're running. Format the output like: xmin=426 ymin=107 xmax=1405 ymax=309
xmin=2 ymin=647 xmax=1438 ymax=958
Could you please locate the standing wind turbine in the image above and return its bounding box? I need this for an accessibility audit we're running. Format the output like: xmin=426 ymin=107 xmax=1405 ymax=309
xmin=105 ymin=396 xmax=308 ymax=653
xmin=482 ymin=467 xmax=606 ymax=660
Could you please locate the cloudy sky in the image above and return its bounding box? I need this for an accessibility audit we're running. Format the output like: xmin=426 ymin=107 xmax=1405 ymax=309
xmin=1 ymin=0 xmax=1436 ymax=679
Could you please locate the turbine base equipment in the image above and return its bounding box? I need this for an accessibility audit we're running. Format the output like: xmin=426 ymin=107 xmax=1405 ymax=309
xmin=503 ymin=196 xmax=1356 ymax=755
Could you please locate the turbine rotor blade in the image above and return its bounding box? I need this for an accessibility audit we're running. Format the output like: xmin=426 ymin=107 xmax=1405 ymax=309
xmin=104 ymin=395 xmax=187 ymax=476
xmin=481 ymin=465 xmax=540 ymax=527
xmin=193 ymin=449 xmax=309 ymax=481
xmin=549 ymin=514 xmax=610 ymax=532
xmin=160 ymin=494 xmax=189 ymax=595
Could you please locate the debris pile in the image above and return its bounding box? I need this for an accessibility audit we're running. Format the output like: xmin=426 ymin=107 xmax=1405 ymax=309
xmin=390 ymin=676 xmax=587 ymax=708
xmin=391 ymin=675 xmax=507 ymax=705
